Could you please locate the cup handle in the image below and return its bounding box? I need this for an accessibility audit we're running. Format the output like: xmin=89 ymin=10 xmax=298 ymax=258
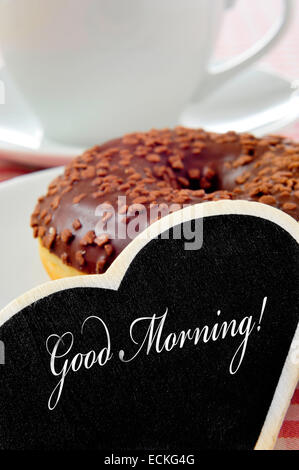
xmin=194 ymin=0 xmax=294 ymax=101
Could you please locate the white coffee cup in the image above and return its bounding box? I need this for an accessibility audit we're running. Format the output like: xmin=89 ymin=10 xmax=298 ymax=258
xmin=0 ymin=0 xmax=293 ymax=146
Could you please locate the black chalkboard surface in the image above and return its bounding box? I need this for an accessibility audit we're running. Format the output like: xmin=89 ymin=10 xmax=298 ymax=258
xmin=0 ymin=205 xmax=298 ymax=450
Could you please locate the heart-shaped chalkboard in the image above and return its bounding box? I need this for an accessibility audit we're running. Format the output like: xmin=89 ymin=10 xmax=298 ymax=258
xmin=0 ymin=202 xmax=298 ymax=450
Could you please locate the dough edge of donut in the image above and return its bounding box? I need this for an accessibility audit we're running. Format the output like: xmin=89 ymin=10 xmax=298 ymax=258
xmin=38 ymin=238 xmax=85 ymax=280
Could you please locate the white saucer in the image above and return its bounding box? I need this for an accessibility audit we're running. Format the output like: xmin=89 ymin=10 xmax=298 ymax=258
xmin=180 ymin=67 xmax=299 ymax=135
xmin=0 ymin=66 xmax=298 ymax=167
xmin=0 ymin=167 xmax=61 ymax=310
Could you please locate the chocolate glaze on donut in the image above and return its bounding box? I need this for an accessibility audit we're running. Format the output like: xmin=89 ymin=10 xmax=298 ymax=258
xmin=31 ymin=128 xmax=299 ymax=274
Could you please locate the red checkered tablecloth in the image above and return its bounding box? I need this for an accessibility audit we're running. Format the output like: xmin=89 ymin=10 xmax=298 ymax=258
xmin=0 ymin=0 xmax=298 ymax=450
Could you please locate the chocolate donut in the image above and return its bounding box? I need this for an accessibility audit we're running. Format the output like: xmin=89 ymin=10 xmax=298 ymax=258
xmin=30 ymin=128 xmax=299 ymax=278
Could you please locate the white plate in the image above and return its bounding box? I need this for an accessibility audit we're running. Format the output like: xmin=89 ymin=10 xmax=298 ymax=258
xmin=0 ymin=65 xmax=299 ymax=167
xmin=0 ymin=167 xmax=61 ymax=310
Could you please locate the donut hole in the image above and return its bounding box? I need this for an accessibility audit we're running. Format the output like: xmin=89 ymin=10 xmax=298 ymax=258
xmin=185 ymin=165 xmax=219 ymax=193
